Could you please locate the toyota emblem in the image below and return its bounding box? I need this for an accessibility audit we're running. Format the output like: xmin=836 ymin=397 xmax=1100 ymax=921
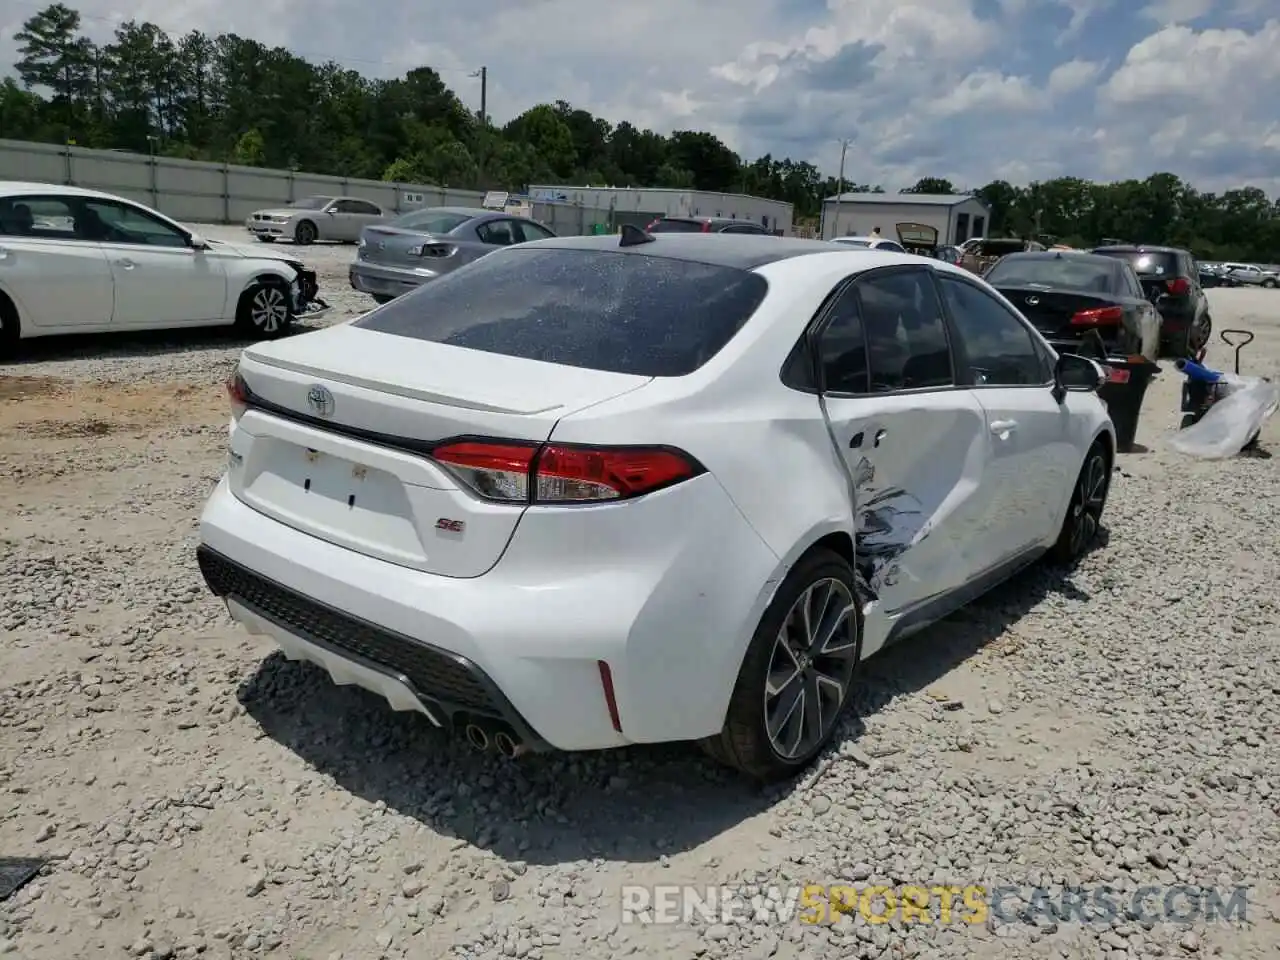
xmin=306 ymin=384 xmax=335 ymax=417
xmin=1025 ymin=296 xmax=1039 ymax=305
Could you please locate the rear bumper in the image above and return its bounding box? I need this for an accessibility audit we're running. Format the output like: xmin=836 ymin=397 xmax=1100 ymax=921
xmin=196 ymin=473 xmax=779 ymax=752
xmin=349 ymin=261 xmax=438 ymax=298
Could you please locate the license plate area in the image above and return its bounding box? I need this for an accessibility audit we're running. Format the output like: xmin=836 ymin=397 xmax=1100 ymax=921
xmin=240 ymin=444 xmax=427 ymax=563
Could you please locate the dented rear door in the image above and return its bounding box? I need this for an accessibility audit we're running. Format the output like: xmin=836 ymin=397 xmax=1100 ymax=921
xmin=823 ymin=391 xmax=993 ymax=617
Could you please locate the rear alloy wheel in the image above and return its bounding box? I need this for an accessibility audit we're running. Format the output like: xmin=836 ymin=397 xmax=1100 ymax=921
xmin=1050 ymin=442 xmax=1110 ymax=565
xmin=236 ymin=281 xmax=294 ymax=339
xmin=701 ymin=549 xmax=861 ymax=782
xmin=294 ymin=220 xmax=317 ymax=246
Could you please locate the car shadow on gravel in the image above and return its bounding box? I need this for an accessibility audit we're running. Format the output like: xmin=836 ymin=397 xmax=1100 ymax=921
xmin=0 ymin=323 xmax=328 ymax=366
xmin=235 ymin=539 xmax=1102 ymax=866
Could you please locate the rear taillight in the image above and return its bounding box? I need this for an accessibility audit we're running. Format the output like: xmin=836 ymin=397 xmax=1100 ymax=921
xmin=701 ymin=222 xmax=712 ymax=232
xmin=1167 ymin=277 xmax=1190 ymax=295
xmin=408 ymin=242 xmax=456 ymax=258
xmin=1070 ymin=305 xmax=1124 ymax=326
xmin=226 ymin=369 xmax=248 ymax=421
xmin=430 ymin=439 xmax=704 ymax=504
xmin=1104 ymin=366 xmax=1131 ymax=383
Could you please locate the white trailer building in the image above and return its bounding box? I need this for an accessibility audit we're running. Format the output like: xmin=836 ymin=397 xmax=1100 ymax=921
xmin=528 ymin=185 xmax=794 ymax=235
xmin=821 ymin=193 xmax=991 ymax=246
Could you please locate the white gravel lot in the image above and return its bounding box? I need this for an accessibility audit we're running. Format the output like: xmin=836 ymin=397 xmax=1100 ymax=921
xmin=2 ymin=225 xmax=1279 ymax=960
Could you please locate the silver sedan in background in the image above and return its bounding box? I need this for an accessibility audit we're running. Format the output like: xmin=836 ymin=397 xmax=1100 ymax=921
xmin=348 ymin=207 xmax=557 ymax=303
xmin=246 ymin=196 xmax=386 ymax=245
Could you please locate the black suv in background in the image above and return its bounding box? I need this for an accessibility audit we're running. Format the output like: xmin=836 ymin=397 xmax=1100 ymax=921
xmin=1090 ymin=244 xmax=1210 ymax=357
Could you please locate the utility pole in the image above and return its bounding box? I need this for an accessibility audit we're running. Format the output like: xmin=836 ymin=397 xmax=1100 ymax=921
xmin=470 ymin=66 xmax=488 ymax=126
xmin=829 ymin=138 xmax=851 ymax=239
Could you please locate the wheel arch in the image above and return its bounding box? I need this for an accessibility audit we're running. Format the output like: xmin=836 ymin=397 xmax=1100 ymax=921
xmin=0 ymin=284 xmax=21 ymax=340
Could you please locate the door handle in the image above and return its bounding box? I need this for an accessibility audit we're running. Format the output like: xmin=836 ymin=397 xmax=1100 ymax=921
xmin=873 ymin=428 xmax=887 ymax=447
xmin=990 ymin=419 xmax=1018 ymax=435
xmin=116 ymin=258 xmax=136 ymax=269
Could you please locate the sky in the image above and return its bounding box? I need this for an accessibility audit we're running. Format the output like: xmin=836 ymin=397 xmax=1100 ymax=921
xmin=2 ymin=0 xmax=1278 ymax=196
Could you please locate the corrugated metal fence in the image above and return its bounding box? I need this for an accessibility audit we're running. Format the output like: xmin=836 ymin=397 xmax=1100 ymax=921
xmin=0 ymin=138 xmax=617 ymax=235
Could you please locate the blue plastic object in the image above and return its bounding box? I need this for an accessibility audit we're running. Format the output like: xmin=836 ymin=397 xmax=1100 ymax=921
xmin=1175 ymin=358 xmax=1222 ymax=383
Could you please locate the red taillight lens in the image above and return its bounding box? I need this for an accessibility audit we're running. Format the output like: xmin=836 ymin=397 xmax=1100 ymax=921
xmin=1166 ymin=277 xmax=1190 ymax=295
xmin=1070 ymin=305 xmax=1124 ymax=326
xmin=226 ymin=370 xmax=249 ymax=420
xmin=1105 ymin=366 xmax=1131 ymax=383
xmin=431 ymin=439 xmax=703 ymax=504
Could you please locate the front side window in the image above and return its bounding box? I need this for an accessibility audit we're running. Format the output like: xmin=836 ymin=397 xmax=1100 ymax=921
xmin=355 ymin=247 xmax=770 ymax=377
xmin=856 ymin=269 xmax=953 ymax=391
xmin=80 ymin=200 xmax=189 ymax=247
xmin=937 ymin=276 xmax=1045 ymax=386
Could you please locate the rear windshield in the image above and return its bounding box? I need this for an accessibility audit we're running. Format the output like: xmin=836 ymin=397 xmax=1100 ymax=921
xmin=390 ymin=209 xmax=472 ymax=233
xmin=833 ymin=238 xmax=870 ymax=247
xmin=1093 ymin=249 xmax=1180 ymax=277
xmin=647 ymin=219 xmax=705 ymax=233
xmin=354 ymin=247 xmax=769 ymax=377
xmin=984 ymin=257 xmax=1118 ymax=292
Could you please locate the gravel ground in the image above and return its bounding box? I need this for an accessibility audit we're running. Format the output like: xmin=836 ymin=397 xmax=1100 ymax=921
xmin=2 ymin=227 xmax=1279 ymax=960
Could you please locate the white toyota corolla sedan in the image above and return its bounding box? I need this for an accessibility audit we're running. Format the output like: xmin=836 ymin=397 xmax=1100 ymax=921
xmin=197 ymin=230 xmax=1115 ymax=782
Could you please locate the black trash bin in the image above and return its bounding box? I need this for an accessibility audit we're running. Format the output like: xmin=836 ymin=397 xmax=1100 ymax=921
xmin=1097 ymin=358 xmax=1158 ymax=452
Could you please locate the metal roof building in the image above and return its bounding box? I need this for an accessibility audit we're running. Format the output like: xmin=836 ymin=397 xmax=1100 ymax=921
xmin=821 ymin=193 xmax=991 ymax=245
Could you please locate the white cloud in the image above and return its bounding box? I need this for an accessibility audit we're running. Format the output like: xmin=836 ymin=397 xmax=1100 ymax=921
xmin=1140 ymin=0 xmax=1213 ymax=24
xmin=1047 ymin=59 xmax=1104 ymax=96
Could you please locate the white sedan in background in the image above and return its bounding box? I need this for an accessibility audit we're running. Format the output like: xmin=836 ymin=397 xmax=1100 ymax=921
xmin=0 ymin=182 xmax=327 ymax=356
xmin=245 ymin=195 xmax=385 ymax=245
xmin=831 ymin=235 xmax=908 ymax=252
xmin=197 ymin=232 xmax=1115 ymax=782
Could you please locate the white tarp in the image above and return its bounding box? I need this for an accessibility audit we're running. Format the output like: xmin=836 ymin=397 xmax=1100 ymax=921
xmin=1168 ymin=375 xmax=1279 ymax=459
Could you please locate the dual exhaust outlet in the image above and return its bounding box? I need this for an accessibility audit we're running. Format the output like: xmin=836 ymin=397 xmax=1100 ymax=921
xmin=463 ymin=719 xmax=526 ymax=759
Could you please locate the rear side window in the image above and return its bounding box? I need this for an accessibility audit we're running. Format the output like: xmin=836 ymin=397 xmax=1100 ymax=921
xmin=1093 ymin=249 xmax=1180 ymax=277
xmin=647 ymin=219 xmax=704 ymax=233
xmin=857 ymin=269 xmax=953 ymax=391
xmin=355 ymin=248 xmax=769 ymax=377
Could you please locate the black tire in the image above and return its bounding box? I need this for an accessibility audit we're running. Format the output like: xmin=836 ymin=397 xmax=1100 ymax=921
xmin=0 ymin=291 xmax=19 ymax=360
xmin=1180 ymin=413 xmax=1198 ymax=430
xmin=701 ymin=548 xmax=862 ymax=782
xmin=1049 ymin=441 xmax=1110 ymax=566
xmin=1262 ymin=278 xmax=1277 ymax=289
xmin=293 ymin=220 xmax=317 ymax=246
xmin=373 ymin=294 xmax=395 ymax=305
xmin=235 ymin=279 xmax=294 ymax=339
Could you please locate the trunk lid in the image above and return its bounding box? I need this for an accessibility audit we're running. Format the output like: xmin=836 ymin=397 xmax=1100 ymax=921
xmin=996 ymin=285 xmax=1124 ymax=343
xmin=359 ymin=226 xmax=446 ymax=268
xmin=230 ymin=324 xmax=652 ymax=578
xmin=895 ymin=222 xmax=938 ymax=254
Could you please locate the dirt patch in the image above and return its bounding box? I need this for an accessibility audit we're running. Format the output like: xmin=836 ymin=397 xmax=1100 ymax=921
xmin=0 ymin=375 xmax=69 ymax=402
xmin=0 ymin=379 xmax=224 ymax=435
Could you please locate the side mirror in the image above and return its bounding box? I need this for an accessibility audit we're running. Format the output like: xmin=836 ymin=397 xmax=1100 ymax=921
xmin=326 ymin=208 xmax=337 ymax=215
xmin=1052 ymin=353 xmax=1107 ymax=403
xmin=187 ymin=231 xmax=208 ymax=250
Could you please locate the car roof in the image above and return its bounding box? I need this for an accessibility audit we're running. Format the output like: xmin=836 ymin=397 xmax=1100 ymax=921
xmin=529 ymin=232 xmax=920 ymax=271
xmin=0 ymin=180 xmax=123 ymax=201
xmin=1092 ymin=244 xmax=1185 ymax=254
xmin=996 ymin=251 xmax=1121 ymax=267
xmin=402 ymin=206 xmax=529 ymax=221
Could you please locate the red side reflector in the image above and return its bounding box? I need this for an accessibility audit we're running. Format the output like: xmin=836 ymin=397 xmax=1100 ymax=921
xmin=1167 ymin=277 xmax=1190 ymax=296
xmin=598 ymin=661 xmax=622 ymax=732
xmin=1070 ymin=305 xmax=1124 ymax=326
xmin=1106 ymin=367 xmax=1131 ymax=383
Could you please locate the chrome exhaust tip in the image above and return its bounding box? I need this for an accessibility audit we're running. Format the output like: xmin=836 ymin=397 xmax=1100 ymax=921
xmin=464 ymin=723 xmax=490 ymax=752
xmin=493 ymin=730 xmax=524 ymax=759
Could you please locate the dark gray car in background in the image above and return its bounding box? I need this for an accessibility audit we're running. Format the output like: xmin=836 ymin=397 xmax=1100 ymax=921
xmin=349 ymin=207 xmax=558 ymax=303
